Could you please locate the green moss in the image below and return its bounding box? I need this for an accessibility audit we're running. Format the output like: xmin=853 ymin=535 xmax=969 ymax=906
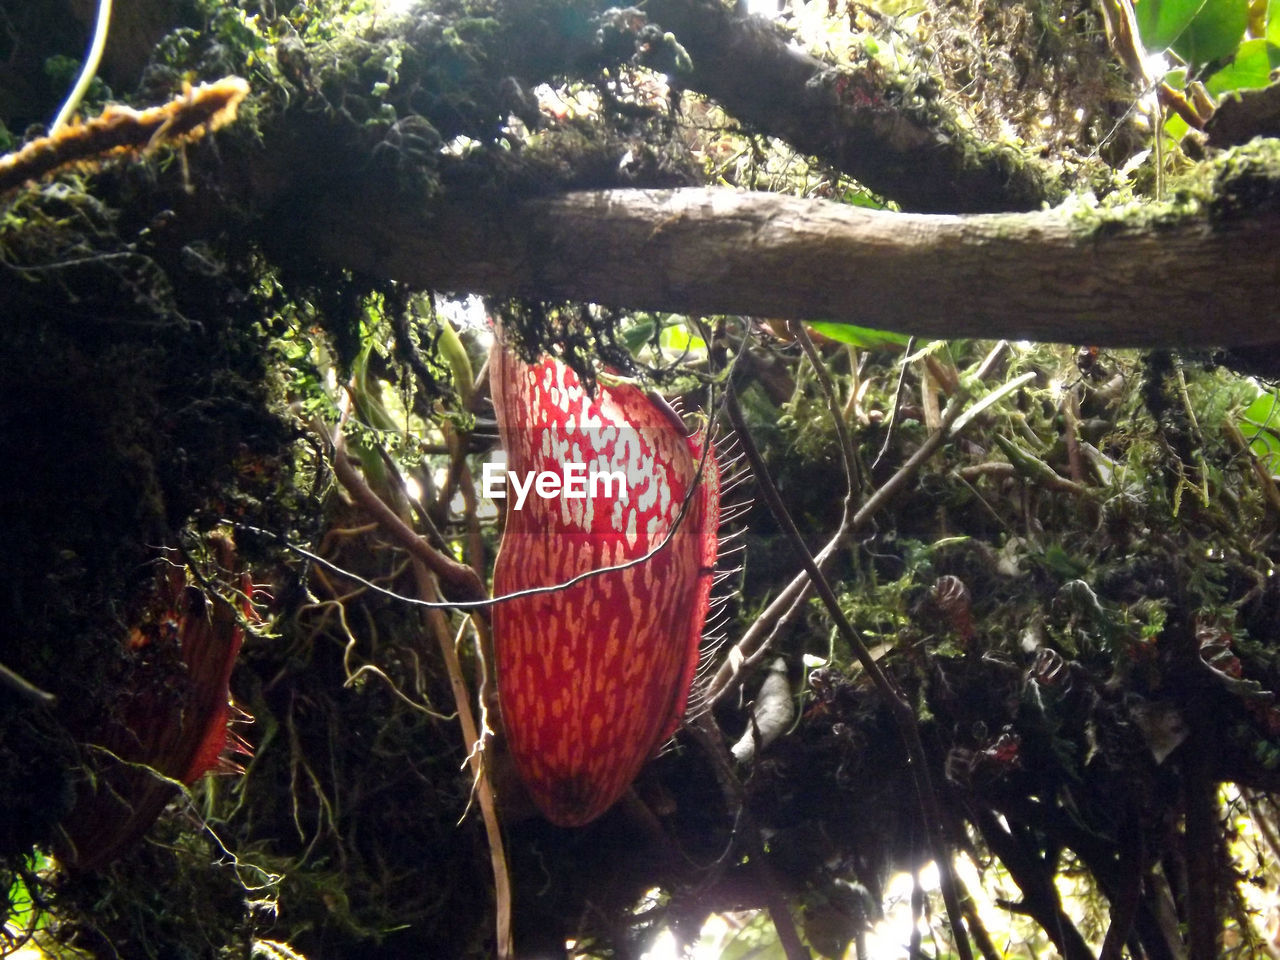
xmin=1204 ymin=137 xmax=1280 ymax=222
xmin=1059 ymin=138 xmax=1280 ymax=241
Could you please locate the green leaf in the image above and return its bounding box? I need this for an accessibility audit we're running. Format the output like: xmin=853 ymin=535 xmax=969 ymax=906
xmin=1162 ymin=109 xmax=1190 ymax=147
xmin=621 ymin=317 xmax=655 ymax=352
xmin=659 ymin=325 xmax=707 ymax=353
xmin=1137 ymin=0 xmax=1249 ymax=68
xmin=1136 ymin=0 xmax=1209 ymax=53
xmin=716 ymin=912 xmax=789 ymax=960
xmin=1159 ymin=67 xmax=1192 ymax=145
xmin=1241 ymin=391 xmax=1280 ymax=430
xmin=1175 ymin=0 xmax=1249 ymax=68
xmin=1240 ymin=390 xmax=1280 ymax=469
xmin=808 ymin=322 xmax=910 ymax=349
xmin=1042 ymin=545 xmax=1090 ymax=580
xmin=1205 ymin=38 xmax=1280 ymax=93
xmin=1269 ymin=0 xmax=1280 ymax=44
xmin=841 ymin=188 xmax=888 ymax=209
xmin=6 ymin=851 xmax=52 ymax=934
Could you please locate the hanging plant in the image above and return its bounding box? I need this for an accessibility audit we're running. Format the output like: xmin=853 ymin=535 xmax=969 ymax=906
xmin=490 ymin=339 xmax=719 ymax=826
xmin=56 ymin=536 xmax=254 ymax=871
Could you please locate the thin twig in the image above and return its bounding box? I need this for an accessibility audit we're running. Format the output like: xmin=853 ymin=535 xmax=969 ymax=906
xmin=873 ymin=336 xmax=916 ymax=474
xmin=1062 ymin=389 xmax=1085 ymax=484
xmin=688 ymin=713 xmax=810 ymax=960
xmin=1244 ymin=790 xmax=1280 ymax=867
xmin=1223 ymin=417 xmax=1280 ymax=518
xmin=722 ymin=382 xmax=975 ymax=960
xmin=789 ymin=320 xmax=860 ymax=505
xmin=412 ymin=562 xmax=512 ymax=959
xmin=448 ymin=425 xmax=487 ymax=579
xmin=332 ymin=417 xmax=488 ymax=609
xmin=0 ymin=660 xmax=57 ymax=707
xmin=704 ymin=392 xmax=963 ymax=706
xmin=950 ymin=371 xmax=1037 ymax=436
xmin=332 ymin=388 xmax=510 ymax=956
xmin=924 ymin=353 xmax=961 ymax=397
xmin=973 ymin=340 xmax=1011 ymax=382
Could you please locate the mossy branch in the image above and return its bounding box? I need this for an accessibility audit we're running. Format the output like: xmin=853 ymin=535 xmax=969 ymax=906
xmin=0 ymin=77 xmax=249 ymax=196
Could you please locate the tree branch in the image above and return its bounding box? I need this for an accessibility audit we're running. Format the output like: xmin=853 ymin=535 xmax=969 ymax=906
xmin=331 ymin=420 xmax=488 ymax=609
xmin=641 ymin=0 xmax=1056 ymax=213
xmin=1183 ymin=728 xmax=1222 ymax=960
xmin=969 ymin=805 xmax=1096 ymax=960
xmin=302 ymin=183 xmax=1280 ymax=349
xmin=1099 ymin=828 xmax=1144 ymax=960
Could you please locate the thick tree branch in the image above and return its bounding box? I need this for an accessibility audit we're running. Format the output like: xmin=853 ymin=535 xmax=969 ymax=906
xmin=377 ymin=0 xmax=1056 ymax=212
xmin=302 ymin=182 xmax=1280 ymax=349
xmin=642 ymin=0 xmax=1056 ymax=213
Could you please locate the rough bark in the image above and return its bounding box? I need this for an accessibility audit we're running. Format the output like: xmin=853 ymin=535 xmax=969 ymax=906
xmin=1207 ymin=81 xmax=1280 ymax=147
xmin=17 ymin=0 xmax=1275 ymax=353
xmin=640 ymin=0 xmax=1058 ymax=213
xmin=418 ymin=0 xmax=1059 ymax=213
xmin=300 ymin=184 xmax=1280 ymax=349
